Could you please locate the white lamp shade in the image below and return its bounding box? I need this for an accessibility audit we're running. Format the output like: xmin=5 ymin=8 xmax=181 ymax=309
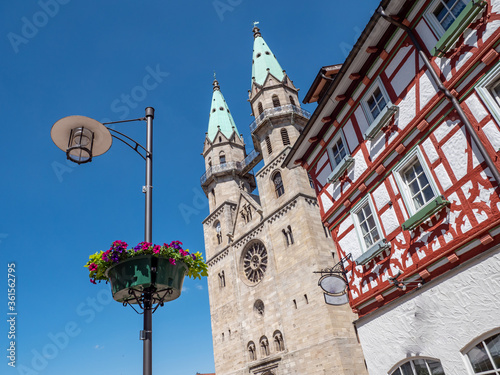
xmin=51 ymin=115 xmax=112 ymax=157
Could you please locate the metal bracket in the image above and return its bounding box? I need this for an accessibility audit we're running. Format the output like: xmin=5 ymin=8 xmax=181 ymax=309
xmin=122 ymin=288 xmax=174 ymax=315
xmin=314 ymin=253 xmax=352 ymax=288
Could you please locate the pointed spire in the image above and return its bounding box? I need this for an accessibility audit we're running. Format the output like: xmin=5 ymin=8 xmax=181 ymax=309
xmin=213 ymin=72 xmax=220 ymax=91
xmin=251 ymin=23 xmax=285 ymax=86
xmin=207 ymin=77 xmax=240 ymax=142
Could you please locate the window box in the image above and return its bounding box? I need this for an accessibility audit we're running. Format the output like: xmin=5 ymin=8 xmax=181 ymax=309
xmin=402 ymin=195 xmax=450 ymax=231
xmin=355 ymin=239 xmax=391 ymax=265
xmin=364 ymin=104 xmax=399 ymax=140
xmin=431 ymin=0 xmax=487 ymax=57
xmin=327 ymin=156 xmax=354 ymax=183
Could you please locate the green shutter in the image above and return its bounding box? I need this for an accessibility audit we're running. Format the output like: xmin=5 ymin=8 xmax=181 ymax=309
xmin=364 ymin=104 xmax=399 ymax=140
xmin=402 ymin=195 xmax=450 ymax=231
xmin=327 ymin=156 xmax=354 ymax=183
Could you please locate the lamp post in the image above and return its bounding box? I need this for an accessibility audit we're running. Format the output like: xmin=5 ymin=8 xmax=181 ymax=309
xmin=51 ymin=107 xmax=155 ymax=375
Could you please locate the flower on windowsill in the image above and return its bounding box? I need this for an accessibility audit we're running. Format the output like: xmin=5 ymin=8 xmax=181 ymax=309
xmin=85 ymin=240 xmax=208 ymax=285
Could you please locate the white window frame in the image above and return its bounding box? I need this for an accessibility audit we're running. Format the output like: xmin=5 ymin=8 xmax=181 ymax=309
xmin=360 ymin=78 xmax=398 ymax=140
xmin=388 ymin=357 xmax=447 ymax=375
xmin=351 ymin=195 xmax=389 ymax=264
xmin=393 ymin=147 xmax=441 ymax=217
xmin=462 ymin=328 xmax=500 ymax=375
xmin=361 ymin=77 xmax=391 ymax=124
xmin=327 ymin=130 xmax=350 ymax=169
xmin=476 ymin=61 xmax=500 ymax=131
xmin=326 ymin=130 xmax=353 ymax=183
xmin=424 ymin=0 xmax=471 ymax=38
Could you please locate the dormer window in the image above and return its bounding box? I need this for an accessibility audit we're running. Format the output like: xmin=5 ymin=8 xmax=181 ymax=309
xmin=256 ymin=53 xmax=261 ymax=58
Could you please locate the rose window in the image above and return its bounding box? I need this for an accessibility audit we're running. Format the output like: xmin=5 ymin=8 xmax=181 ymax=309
xmin=242 ymin=242 xmax=268 ymax=283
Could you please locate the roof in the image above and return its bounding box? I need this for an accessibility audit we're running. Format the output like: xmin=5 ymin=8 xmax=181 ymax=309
xmin=302 ymin=64 xmax=342 ymax=104
xmin=251 ymin=25 xmax=285 ymax=86
xmin=207 ymin=78 xmax=239 ymax=142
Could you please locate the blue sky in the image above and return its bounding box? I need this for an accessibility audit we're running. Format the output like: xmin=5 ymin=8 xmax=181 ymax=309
xmin=0 ymin=1 xmax=379 ymax=374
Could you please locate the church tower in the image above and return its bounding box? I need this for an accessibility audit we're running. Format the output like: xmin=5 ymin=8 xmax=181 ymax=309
xmin=201 ymin=26 xmax=367 ymax=375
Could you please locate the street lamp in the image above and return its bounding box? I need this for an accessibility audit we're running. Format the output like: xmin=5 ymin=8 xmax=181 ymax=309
xmin=51 ymin=107 xmax=155 ymax=375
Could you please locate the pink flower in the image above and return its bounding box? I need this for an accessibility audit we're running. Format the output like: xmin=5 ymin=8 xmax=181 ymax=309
xmin=90 ymin=279 xmax=97 ymax=284
xmin=169 ymin=258 xmax=176 ymax=265
xmin=179 ymin=249 xmax=188 ymax=257
xmin=89 ymin=263 xmax=98 ymax=271
xmin=153 ymin=245 xmax=161 ymax=254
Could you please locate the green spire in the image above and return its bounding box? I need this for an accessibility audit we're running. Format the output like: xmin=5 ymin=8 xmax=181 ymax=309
xmin=207 ymin=77 xmax=239 ymax=142
xmin=251 ymin=24 xmax=285 ymax=86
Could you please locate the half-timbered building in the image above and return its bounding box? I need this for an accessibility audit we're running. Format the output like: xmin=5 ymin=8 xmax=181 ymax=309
xmin=285 ymin=0 xmax=500 ymax=373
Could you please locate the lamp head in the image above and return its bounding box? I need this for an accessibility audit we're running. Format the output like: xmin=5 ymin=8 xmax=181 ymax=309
xmin=51 ymin=115 xmax=112 ymax=164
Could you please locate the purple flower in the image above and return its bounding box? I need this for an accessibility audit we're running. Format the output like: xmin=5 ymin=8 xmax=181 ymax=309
xmin=191 ymin=254 xmax=196 ymax=260
xmin=133 ymin=244 xmax=141 ymax=252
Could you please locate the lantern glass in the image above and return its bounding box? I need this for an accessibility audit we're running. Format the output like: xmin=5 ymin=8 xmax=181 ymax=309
xmin=66 ymin=127 xmax=94 ymax=164
xmin=71 ymin=127 xmax=93 ymax=147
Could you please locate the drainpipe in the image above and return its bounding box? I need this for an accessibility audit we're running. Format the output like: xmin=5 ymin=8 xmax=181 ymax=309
xmin=377 ymin=6 xmax=500 ymax=187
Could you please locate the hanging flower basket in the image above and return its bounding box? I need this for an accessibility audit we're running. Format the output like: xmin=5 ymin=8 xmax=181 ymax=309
xmin=106 ymin=255 xmax=188 ymax=303
xmin=85 ymin=240 xmax=208 ymax=303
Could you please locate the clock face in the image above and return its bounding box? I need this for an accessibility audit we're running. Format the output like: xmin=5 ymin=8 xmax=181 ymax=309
xmin=242 ymin=241 xmax=268 ymax=284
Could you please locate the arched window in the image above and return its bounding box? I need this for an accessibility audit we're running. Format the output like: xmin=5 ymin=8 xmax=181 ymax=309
xmin=465 ymin=331 xmax=500 ymax=374
xmin=265 ymin=135 xmax=272 ymax=155
xmin=273 ymin=172 xmax=284 ymax=197
xmin=289 ymin=95 xmax=296 ymax=106
xmin=215 ymin=221 xmax=222 ymax=245
xmin=258 ymin=102 xmax=264 ymax=115
xmin=307 ymin=172 xmax=315 ymax=189
xmin=390 ymin=358 xmax=446 ymax=375
xmin=272 ymin=95 xmax=281 ymax=107
xmin=282 ymin=229 xmax=289 ymax=246
xmin=218 ymin=270 xmax=225 ymax=288
xmin=219 ymin=151 xmax=226 ymax=165
xmin=283 ymin=226 xmax=293 ymax=246
xmin=273 ymin=331 xmax=284 ymax=352
xmin=260 ymin=336 xmax=270 ymax=356
xmin=287 ymin=225 xmax=294 ymax=244
xmin=248 ymin=342 xmax=257 ymax=361
xmin=211 ymin=189 xmax=216 ymax=207
xmin=281 ymin=128 xmax=290 ymax=146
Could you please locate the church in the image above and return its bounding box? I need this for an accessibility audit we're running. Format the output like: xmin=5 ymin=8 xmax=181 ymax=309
xmin=199 ymin=25 xmax=368 ymax=375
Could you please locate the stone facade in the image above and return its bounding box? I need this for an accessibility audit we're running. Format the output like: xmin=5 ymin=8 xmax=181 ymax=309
xmin=200 ymin=27 xmax=367 ymax=375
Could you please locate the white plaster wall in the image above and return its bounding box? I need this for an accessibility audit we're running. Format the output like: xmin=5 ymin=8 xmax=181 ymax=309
xmin=397 ymin=85 xmax=416 ymax=130
xmin=391 ymin=52 xmax=415 ymax=97
xmin=356 ymin=248 xmax=500 ymax=375
xmin=415 ymin=20 xmax=437 ymax=55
